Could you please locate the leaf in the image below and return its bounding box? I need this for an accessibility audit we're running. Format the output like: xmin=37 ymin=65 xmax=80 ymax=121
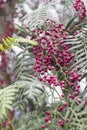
xmin=64 ymin=24 xmax=87 ymax=72
xmin=0 ymin=44 xmax=4 ymax=51
xmin=0 ymin=37 xmax=38 ymax=52
xmin=65 ymin=16 xmax=76 ymax=30
xmin=0 ymin=85 xmax=17 ymax=122
xmin=22 ymin=0 xmax=58 ymax=29
xmin=14 ymin=76 xmax=46 ymax=111
xmin=12 ymin=37 xmax=38 ymax=46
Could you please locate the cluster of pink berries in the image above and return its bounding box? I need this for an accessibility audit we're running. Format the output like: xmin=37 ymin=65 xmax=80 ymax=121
xmin=62 ymin=70 xmax=82 ymax=97
xmin=32 ymin=20 xmax=81 ymax=91
xmin=41 ymin=99 xmax=86 ymax=129
xmin=41 ymin=103 xmax=69 ymax=129
xmin=32 ymin=20 xmax=76 ymax=86
xmin=41 ymin=111 xmax=51 ymax=129
xmin=74 ymin=0 xmax=86 ymax=19
xmin=57 ymin=102 xmax=68 ymax=112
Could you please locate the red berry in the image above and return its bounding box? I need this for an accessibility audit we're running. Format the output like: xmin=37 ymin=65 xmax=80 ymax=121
xmin=66 ymin=118 xmax=70 ymax=123
xmin=46 ymin=111 xmax=51 ymax=115
xmin=41 ymin=124 xmax=46 ymax=129
xmin=57 ymin=106 xmax=64 ymax=112
xmin=58 ymin=119 xmax=64 ymax=127
xmin=45 ymin=117 xmax=50 ymax=122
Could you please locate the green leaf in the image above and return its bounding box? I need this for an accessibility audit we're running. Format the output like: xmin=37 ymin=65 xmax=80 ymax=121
xmin=0 ymin=85 xmax=17 ymax=122
xmin=65 ymin=16 xmax=76 ymax=30
xmin=0 ymin=37 xmax=38 ymax=52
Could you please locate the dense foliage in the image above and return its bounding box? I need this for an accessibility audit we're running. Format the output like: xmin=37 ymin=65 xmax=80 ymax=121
xmin=0 ymin=0 xmax=87 ymax=130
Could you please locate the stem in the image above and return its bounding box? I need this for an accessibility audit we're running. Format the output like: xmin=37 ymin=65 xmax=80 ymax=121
xmin=68 ymin=107 xmax=79 ymax=122
xmin=51 ymin=85 xmax=63 ymax=100
xmin=45 ymin=82 xmax=63 ymax=101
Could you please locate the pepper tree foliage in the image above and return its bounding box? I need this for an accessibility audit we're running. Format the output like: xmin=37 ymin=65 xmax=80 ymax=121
xmin=0 ymin=0 xmax=87 ymax=130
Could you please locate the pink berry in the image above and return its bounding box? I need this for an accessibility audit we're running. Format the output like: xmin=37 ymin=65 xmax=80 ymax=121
xmin=58 ymin=119 xmax=64 ymax=127
xmin=41 ymin=124 xmax=46 ymax=129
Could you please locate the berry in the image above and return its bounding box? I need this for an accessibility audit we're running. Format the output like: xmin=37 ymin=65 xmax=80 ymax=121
xmin=41 ymin=124 xmax=46 ymax=129
xmin=66 ymin=118 xmax=70 ymax=123
xmin=74 ymin=0 xmax=86 ymax=19
xmin=45 ymin=117 xmax=50 ymax=122
xmin=58 ymin=119 xmax=64 ymax=127
xmin=46 ymin=111 xmax=51 ymax=115
xmin=57 ymin=106 xmax=64 ymax=112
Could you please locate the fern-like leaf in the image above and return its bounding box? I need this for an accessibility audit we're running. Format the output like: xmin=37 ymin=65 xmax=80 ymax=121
xmin=13 ymin=46 xmax=46 ymax=111
xmin=22 ymin=0 xmax=58 ymax=29
xmin=64 ymin=24 xmax=87 ymax=72
xmin=0 ymin=85 xmax=17 ymax=122
xmin=0 ymin=37 xmax=38 ymax=51
xmin=14 ymin=76 xmax=45 ymax=111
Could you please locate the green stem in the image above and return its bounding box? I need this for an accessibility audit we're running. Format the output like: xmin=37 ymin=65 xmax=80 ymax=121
xmin=51 ymin=85 xmax=63 ymax=101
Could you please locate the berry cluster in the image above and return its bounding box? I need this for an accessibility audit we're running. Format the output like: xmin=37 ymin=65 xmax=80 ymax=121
xmin=32 ymin=20 xmax=74 ymax=85
xmin=57 ymin=102 xmax=68 ymax=112
xmin=41 ymin=111 xmax=52 ymax=129
xmin=32 ymin=20 xmax=81 ymax=91
xmin=74 ymin=0 xmax=86 ymax=19
xmin=41 ymin=98 xmax=86 ymax=129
